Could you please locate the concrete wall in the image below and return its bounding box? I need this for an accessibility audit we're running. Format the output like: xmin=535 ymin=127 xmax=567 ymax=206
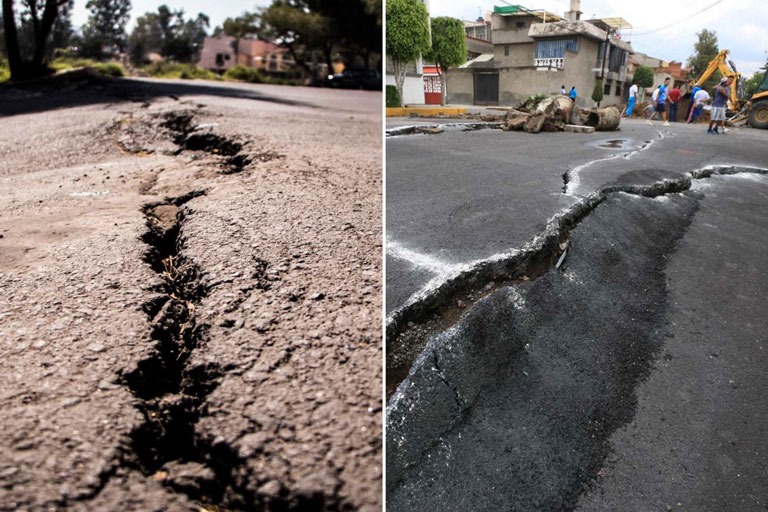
xmin=387 ymin=74 xmax=425 ymax=105
xmin=495 ymin=41 xmax=535 ymax=67
xmin=446 ymin=68 xmax=474 ymax=105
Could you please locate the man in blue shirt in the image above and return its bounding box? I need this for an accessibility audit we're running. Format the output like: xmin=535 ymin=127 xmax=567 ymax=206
xmin=647 ymin=77 xmax=671 ymax=126
xmin=686 ymin=82 xmax=701 ymax=123
xmin=708 ymin=76 xmax=734 ymax=134
xmin=569 ymin=86 xmax=577 ymax=101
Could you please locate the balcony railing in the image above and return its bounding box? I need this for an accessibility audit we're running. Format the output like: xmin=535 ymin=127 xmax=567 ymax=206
xmin=534 ymin=57 xmax=564 ymax=69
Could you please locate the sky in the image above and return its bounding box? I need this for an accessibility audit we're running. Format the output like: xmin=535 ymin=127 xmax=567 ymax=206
xmin=430 ymin=0 xmax=768 ymax=75
xmin=71 ymin=0 xmax=269 ymax=32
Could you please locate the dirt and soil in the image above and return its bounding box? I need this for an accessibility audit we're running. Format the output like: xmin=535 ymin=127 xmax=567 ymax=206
xmin=0 ymin=78 xmax=381 ymax=511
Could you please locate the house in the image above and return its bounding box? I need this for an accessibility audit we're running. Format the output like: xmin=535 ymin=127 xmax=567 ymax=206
xmin=385 ymin=0 xmax=430 ymax=104
xmin=446 ymin=0 xmax=634 ymax=108
xmin=198 ymin=36 xmax=294 ymax=76
xmin=628 ymin=53 xmax=691 ymax=99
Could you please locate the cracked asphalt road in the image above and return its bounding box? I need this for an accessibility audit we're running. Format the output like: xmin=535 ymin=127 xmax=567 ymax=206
xmin=386 ymin=117 xmax=768 ymax=510
xmin=0 ymin=78 xmax=381 ymax=511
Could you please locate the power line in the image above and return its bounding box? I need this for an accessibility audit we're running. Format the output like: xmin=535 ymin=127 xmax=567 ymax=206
xmin=632 ymin=0 xmax=723 ymax=36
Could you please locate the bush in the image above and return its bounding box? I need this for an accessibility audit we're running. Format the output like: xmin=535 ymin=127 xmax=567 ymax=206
xmin=141 ymin=62 xmax=220 ymax=80
xmin=50 ymin=57 xmax=125 ymax=78
xmin=386 ymin=85 xmax=401 ymax=107
xmin=224 ymin=65 xmax=264 ymax=83
xmin=592 ymin=80 xmax=604 ymax=106
xmin=0 ymin=58 xmax=9 ymax=83
xmin=94 ymin=62 xmax=125 ymax=77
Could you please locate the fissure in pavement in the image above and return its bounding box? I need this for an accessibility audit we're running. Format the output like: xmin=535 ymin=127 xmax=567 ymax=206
xmin=386 ymin=165 xmax=768 ymax=398
xmin=161 ymin=111 xmax=253 ymax=174
xmin=99 ymin=191 xmax=258 ymax=509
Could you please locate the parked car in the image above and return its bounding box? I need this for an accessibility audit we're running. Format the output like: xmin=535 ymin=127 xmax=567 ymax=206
xmin=325 ymin=68 xmax=382 ymax=90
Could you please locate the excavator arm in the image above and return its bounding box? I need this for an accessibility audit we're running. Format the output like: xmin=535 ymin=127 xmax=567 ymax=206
xmin=689 ymin=49 xmax=743 ymax=110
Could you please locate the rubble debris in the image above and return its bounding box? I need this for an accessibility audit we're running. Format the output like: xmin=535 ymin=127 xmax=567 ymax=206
xmin=585 ymin=106 xmax=621 ymax=131
xmin=524 ymin=114 xmax=546 ymax=133
xmin=501 ymin=96 xmax=621 ymax=134
xmin=564 ymin=125 xmax=595 ymax=133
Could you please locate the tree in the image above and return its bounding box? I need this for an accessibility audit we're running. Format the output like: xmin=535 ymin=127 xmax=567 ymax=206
xmin=128 ymin=7 xmax=208 ymax=64
xmin=745 ymin=62 xmax=768 ymax=97
xmin=81 ymin=0 xmax=131 ymax=58
xmin=261 ymin=0 xmax=332 ymax=82
xmin=427 ymin=16 xmax=465 ymax=106
xmin=592 ymin=79 xmax=604 ymax=107
xmin=687 ymin=29 xmax=719 ymax=89
xmin=2 ymin=0 xmax=72 ymax=79
xmin=632 ymin=65 xmax=653 ymax=88
xmin=222 ymin=12 xmax=259 ymax=65
xmin=50 ymin=0 xmax=74 ymax=52
xmin=386 ymin=0 xmax=430 ymax=106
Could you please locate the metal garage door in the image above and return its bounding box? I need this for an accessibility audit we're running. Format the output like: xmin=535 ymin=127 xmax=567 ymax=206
xmin=474 ymin=72 xmax=499 ymax=106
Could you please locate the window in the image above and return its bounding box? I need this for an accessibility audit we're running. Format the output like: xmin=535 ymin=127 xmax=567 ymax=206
xmin=504 ymin=45 xmax=509 ymax=56
xmin=535 ymin=38 xmax=578 ymax=59
xmin=516 ymin=21 xmax=525 ymax=28
xmin=615 ymin=82 xmax=622 ymax=96
xmin=604 ymin=79 xmax=612 ymax=95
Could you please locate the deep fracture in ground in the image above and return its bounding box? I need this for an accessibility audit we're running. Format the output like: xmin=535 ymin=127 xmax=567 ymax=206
xmin=386 ymin=114 xmax=768 ymax=511
xmin=0 ymin=77 xmax=381 ymax=511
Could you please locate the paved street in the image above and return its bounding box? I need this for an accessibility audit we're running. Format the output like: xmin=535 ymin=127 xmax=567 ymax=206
xmin=386 ymin=117 xmax=768 ymax=510
xmin=0 ymin=78 xmax=381 ymax=511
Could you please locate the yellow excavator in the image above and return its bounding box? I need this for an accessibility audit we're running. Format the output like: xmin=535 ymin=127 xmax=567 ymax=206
xmin=689 ymin=49 xmax=768 ymax=129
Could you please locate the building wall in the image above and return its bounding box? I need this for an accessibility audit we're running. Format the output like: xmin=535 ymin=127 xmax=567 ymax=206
xmin=495 ymin=41 xmax=535 ymax=67
xmin=387 ymin=74 xmax=426 ymax=104
xmin=446 ymin=69 xmax=474 ymax=105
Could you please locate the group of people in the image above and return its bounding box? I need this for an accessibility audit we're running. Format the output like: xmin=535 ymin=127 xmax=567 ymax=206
xmin=626 ymin=75 xmax=735 ymax=134
xmin=560 ymin=85 xmax=578 ymax=101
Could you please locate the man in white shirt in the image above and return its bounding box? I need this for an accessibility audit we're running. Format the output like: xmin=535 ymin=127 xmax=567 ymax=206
xmin=687 ymin=88 xmax=710 ymax=124
xmin=626 ymin=81 xmax=639 ymax=117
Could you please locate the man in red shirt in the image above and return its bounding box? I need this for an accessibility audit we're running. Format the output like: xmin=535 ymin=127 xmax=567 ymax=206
xmin=667 ymin=87 xmax=682 ymax=122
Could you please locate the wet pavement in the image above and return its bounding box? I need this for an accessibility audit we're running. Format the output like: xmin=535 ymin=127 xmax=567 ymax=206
xmin=0 ymin=78 xmax=381 ymax=511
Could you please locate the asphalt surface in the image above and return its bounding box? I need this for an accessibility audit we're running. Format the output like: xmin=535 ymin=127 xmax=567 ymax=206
xmin=387 ymin=174 xmax=768 ymax=510
xmin=0 ymin=77 xmax=381 ymax=511
xmin=385 ymin=119 xmax=768 ymax=315
xmin=386 ymin=114 xmax=768 ymax=510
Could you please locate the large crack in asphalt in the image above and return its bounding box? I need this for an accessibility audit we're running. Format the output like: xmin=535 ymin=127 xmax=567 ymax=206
xmin=386 ymin=164 xmax=768 ymax=398
xmin=71 ymin=191 xmax=256 ymax=510
xmin=385 ymin=170 xmax=768 ymax=511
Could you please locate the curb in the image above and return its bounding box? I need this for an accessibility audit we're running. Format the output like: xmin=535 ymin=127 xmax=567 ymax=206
xmin=386 ymin=107 xmax=467 ymax=117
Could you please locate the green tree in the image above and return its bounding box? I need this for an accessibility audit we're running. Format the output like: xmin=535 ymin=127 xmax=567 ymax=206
xmin=386 ymin=0 xmax=430 ymax=106
xmin=427 ymin=16 xmax=465 ymax=105
xmin=2 ymin=0 xmax=72 ymax=79
xmin=592 ymin=79 xmax=604 ymax=107
xmin=632 ymin=65 xmax=653 ymax=87
xmin=261 ymin=0 xmax=332 ymax=82
xmin=50 ymin=0 xmax=74 ymax=52
xmin=81 ymin=0 xmax=131 ymax=58
xmin=128 ymin=7 xmax=209 ymax=64
xmin=222 ymin=12 xmax=259 ymax=65
xmin=687 ymin=29 xmax=720 ymax=89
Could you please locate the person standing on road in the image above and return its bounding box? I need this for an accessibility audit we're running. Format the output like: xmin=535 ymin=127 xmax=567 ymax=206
xmin=626 ymin=81 xmax=639 ymax=117
xmin=561 ymin=85 xmax=566 ymax=95
xmin=647 ymin=78 xmax=671 ymax=126
xmin=686 ymin=82 xmax=702 ymax=122
xmin=687 ymin=88 xmax=710 ymax=123
xmin=569 ymin=86 xmax=577 ymax=102
xmin=667 ymin=86 xmax=682 ymax=122
xmin=708 ymin=76 xmax=733 ymax=134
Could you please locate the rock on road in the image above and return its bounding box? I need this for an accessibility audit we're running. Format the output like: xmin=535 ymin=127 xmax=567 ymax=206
xmin=0 ymin=77 xmax=381 ymax=511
